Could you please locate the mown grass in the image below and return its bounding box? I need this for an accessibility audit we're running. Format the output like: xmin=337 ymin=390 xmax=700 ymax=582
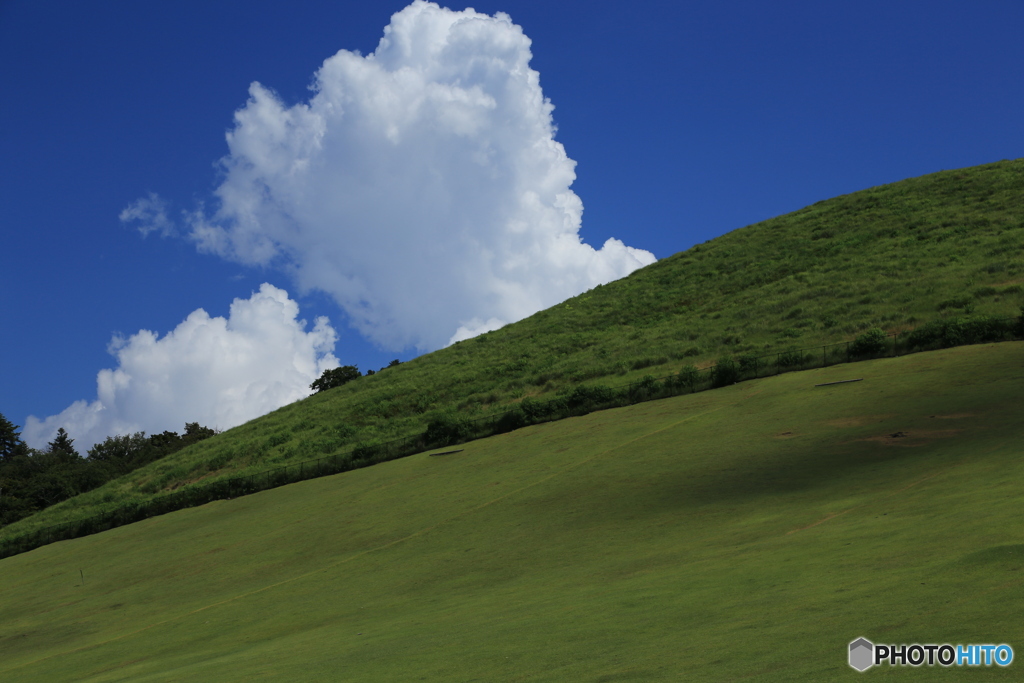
xmin=4 ymin=158 xmax=1024 ymax=540
xmin=0 ymin=342 xmax=1021 ymax=681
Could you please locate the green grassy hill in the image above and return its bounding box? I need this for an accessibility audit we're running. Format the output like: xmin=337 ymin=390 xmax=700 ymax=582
xmin=1 ymin=343 xmax=1022 ymax=681
xmin=3 ymin=158 xmax=1024 ymax=539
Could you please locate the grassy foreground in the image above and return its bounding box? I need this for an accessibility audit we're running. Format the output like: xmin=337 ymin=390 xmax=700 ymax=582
xmin=1 ymin=342 xmax=1022 ymax=681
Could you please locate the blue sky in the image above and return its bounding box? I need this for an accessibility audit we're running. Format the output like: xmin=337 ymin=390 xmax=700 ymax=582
xmin=2 ymin=0 xmax=1022 ymax=447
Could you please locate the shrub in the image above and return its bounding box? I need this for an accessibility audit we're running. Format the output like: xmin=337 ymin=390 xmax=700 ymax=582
xmin=711 ymin=358 xmax=740 ymax=387
xmin=675 ymin=365 xmax=700 ymax=390
xmin=265 ymin=432 xmax=289 ymax=449
xmin=937 ymin=296 xmax=972 ymax=311
xmin=631 ymin=357 xmax=664 ymax=371
xmin=494 ymin=406 xmax=528 ymax=434
xmin=565 ymin=384 xmax=617 ymax=413
xmin=777 ymin=350 xmax=809 ymax=368
xmin=518 ymin=398 xmax=550 ymax=423
xmin=737 ymin=353 xmax=760 ymax=376
xmin=628 ymin=375 xmax=659 ymax=402
xmin=424 ymin=415 xmax=469 ymax=447
xmin=905 ymin=316 xmax=1016 ymax=350
xmin=310 ymin=365 xmax=361 ymax=393
xmin=545 ymin=396 xmax=571 ymax=418
xmin=849 ymin=328 xmax=888 ymax=357
xmin=351 ymin=443 xmax=383 ymax=463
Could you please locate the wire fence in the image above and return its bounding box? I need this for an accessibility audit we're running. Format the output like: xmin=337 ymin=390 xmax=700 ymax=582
xmin=2 ymin=313 xmax=1021 ymax=560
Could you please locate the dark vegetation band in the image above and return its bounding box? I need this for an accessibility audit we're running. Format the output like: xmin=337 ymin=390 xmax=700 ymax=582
xmin=2 ymin=311 xmax=1020 ymax=560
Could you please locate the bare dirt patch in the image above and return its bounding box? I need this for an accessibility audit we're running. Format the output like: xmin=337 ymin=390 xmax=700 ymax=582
xmin=930 ymin=413 xmax=975 ymax=420
xmin=774 ymin=431 xmax=799 ymax=439
xmin=857 ymin=429 xmax=962 ymax=447
xmin=825 ymin=414 xmax=897 ymax=428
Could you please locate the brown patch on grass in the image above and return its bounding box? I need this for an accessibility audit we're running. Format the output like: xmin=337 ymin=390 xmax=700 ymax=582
xmin=824 ymin=414 xmax=897 ymax=428
xmin=930 ymin=413 xmax=975 ymax=420
xmin=857 ymin=429 xmax=962 ymax=447
xmin=774 ymin=431 xmax=798 ymax=439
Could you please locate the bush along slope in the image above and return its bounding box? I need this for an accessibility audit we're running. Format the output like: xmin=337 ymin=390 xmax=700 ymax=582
xmin=3 ymin=315 xmax=1022 ymax=557
xmin=3 ymin=159 xmax=1024 ymax=544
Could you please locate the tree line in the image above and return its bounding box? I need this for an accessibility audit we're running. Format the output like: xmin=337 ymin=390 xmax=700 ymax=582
xmin=0 ymin=358 xmax=402 ymax=528
xmin=0 ymin=414 xmax=215 ymax=527
xmin=310 ymin=359 xmax=401 ymax=394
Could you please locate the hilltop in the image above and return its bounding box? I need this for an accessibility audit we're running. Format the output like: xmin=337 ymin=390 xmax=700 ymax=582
xmin=3 ymin=158 xmax=1023 ymax=539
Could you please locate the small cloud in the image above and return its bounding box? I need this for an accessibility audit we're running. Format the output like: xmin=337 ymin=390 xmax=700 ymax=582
xmin=447 ymin=317 xmax=507 ymax=345
xmin=23 ymin=284 xmax=338 ymax=451
xmin=119 ymin=191 xmax=176 ymax=237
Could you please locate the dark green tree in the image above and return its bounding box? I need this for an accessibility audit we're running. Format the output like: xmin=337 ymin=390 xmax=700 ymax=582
xmin=25 ymin=449 xmax=88 ymax=508
xmin=183 ymin=422 xmax=216 ymax=441
xmin=0 ymin=412 xmax=28 ymax=461
xmin=47 ymin=427 xmax=79 ymax=458
xmin=87 ymin=431 xmax=148 ymax=463
xmin=0 ymin=417 xmax=217 ymax=526
xmin=311 ymin=365 xmax=361 ymax=393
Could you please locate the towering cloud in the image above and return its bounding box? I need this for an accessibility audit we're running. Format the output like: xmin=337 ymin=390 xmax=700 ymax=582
xmin=23 ymin=285 xmax=338 ymax=450
xmin=180 ymin=0 xmax=655 ymax=350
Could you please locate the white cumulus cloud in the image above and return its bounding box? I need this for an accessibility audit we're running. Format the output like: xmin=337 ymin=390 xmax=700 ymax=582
xmin=174 ymin=0 xmax=655 ymax=350
xmin=23 ymin=284 xmax=338 ymax=451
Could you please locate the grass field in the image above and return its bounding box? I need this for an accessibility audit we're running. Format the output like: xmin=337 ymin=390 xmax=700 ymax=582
xmin=4 ymin=158 xmax=1023 ymax=540
xmin=1 ymin=341 xmax=1021 ymax=681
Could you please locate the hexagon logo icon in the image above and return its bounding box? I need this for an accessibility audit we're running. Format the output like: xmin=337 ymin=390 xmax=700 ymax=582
xmin=849 ymin=637 xmax=874 ymax=671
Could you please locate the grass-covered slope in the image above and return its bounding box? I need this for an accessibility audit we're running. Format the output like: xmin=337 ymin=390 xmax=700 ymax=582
xmin=4 ymin=159 xmax=1024 ymax=538
xmin=1 ymin=342 xmax=1022 ymax=681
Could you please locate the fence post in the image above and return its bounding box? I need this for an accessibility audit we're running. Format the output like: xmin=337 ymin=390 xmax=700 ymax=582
xmin=822 ymin=345 xmax=826 ymax=367
xmin=846 ymin=341 xmax=850 ymax=363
